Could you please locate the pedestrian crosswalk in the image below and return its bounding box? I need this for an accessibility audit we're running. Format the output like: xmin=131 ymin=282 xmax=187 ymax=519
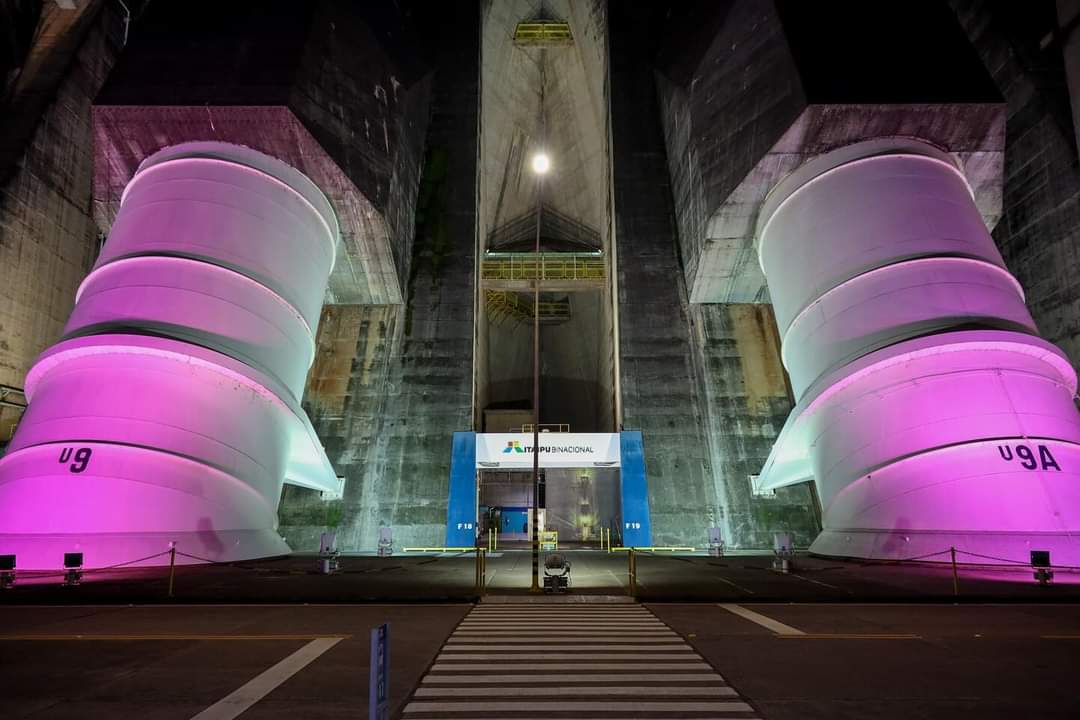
xmin=403 ymin=601 xmax=762 ymax=719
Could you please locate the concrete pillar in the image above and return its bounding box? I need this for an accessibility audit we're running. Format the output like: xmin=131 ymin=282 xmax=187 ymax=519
xmin=1057 ymin=0 xmax=1080 ymax=163
xmin=0 ymin=142 xmax=339 ymax=569
xmin=757 ymin=138 xmax=1080 ymax=563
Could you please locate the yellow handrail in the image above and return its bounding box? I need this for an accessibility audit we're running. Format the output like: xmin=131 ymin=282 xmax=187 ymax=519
xmin=612 ymin=547 xmax=696 ymax=552
xmin=514 ymin=21 xmax=573 ymax=46
xmin=482 ymin=254 xmax=605 ymax=282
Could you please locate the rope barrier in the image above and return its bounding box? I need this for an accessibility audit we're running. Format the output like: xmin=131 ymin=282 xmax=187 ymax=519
xmin=173 ymin=550 xmax=229 ymax=564
xmin=83 ymin=549 xmax=174 ymax=573
xmin=892 ymin=549 xmax=955 ymax=563
xmin=953 ymin=549 xmax=1035 ymax=566
xmin=10 ymin=549 xmax=175 ymax=580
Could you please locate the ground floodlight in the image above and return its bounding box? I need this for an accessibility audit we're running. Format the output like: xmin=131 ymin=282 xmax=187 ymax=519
xmin=1031 ymin=550 xmax=1053 ymax=586
xmin=63 ymin=552 xmax=84 ymax=587
xmin=0 ymin=554 xmax=13 ymax=589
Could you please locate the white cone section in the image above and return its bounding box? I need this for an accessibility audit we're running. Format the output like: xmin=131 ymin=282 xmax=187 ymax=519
xmin=0 ymin=143 xmax=340 ymax=569
xmin=756 ymin=139 xmax=1080 ymax=564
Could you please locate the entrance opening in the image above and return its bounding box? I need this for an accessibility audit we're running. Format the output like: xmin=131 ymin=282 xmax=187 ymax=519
xmin=478 ymin=468 xmax=621 ymax=548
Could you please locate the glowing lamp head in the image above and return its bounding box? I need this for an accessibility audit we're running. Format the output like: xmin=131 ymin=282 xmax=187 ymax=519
xmin=531 ymin=152 xmax=551 ymax=175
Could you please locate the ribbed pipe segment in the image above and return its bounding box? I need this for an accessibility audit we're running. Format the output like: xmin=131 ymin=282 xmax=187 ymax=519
xmin=0 ymin=142 xmax=339 ymax=569
xmin=757 ymin=139 xmax=1080 ymax=564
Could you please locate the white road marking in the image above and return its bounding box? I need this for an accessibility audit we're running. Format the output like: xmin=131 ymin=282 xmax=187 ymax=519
xmin=430 ymin=662 xmax=712 ymax=671
xmin=449 ymin=634 xmax=673 ymax=639
xmin=414 ymin=685 xmax=738 ymax=697
xmin=403 ymin=700 xmax=755 ymax=713
xmin=444 ymin=642 xmax=689 ymax=649
xmin=408 ymin=604 xmax=761 ymax=719
xmin=453 ymin=621 xmax=656 ymax=626
xmin=466 ymin=614 xmax=651 ymax=617
xmin=452 ymin=629 xmax=675 ymax=634
xmin=467 ymin=613 xmax=654 ymax=616
xmin=459 ymin=617 xmax=661 ymax=622
xmin=786 ymin=572 xmax=844 ymax=591
xmin=718 ymin=603 xmax=806 ymax=635
xmin=709 ymin=575 xmax=757 ymax=595
xmin=422 ymin=673 xmax=724 ymax=683
xmin=437 ymin=652 xmax=696 ymax=659
xmin=188 ymin=636 xmax=342 ymax=720
xmin=453 ymin=626 xmax=673 ymax=631
xmin=464 ymin=613 xmax=648 ymax=617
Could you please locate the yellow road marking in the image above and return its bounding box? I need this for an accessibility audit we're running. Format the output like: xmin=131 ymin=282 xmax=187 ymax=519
xmin=0 ymin=634 xmax=352 ymax=641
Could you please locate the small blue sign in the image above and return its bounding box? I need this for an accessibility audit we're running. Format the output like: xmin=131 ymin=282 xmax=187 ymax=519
xmin=370 ymin=623 xmax=390 ymax=720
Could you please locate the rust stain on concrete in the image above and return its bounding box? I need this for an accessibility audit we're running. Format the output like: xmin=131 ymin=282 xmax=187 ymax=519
xmin=728 ymin=303 xmax=790 ymax=414
xmin=305 ymin=305 xmax=365 ymax=415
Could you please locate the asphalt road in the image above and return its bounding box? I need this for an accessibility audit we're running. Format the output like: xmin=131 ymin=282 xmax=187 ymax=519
xmin=650 ymin=602 xmax=1080 ymax=720
xmin=0 ymin=604 xmax=469 ymax=719
xmin=3 ymin=601 xmax=1079 ymax=719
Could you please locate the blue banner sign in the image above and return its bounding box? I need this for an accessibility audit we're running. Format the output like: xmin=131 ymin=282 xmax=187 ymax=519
xmin=446 ymin=432 xmax=477 ymax=547
xmin=620 ymin=431 xmax=652 ymax=547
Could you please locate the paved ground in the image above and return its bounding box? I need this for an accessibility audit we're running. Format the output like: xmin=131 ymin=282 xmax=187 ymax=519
xmin=4 ymin=550 xmax=1079 ymax=603
xmin=3 ymin=600 xmax=1079 ymax=719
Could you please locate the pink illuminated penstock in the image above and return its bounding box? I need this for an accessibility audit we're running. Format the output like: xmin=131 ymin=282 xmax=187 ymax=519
xmin=0 ymin=142 xmax=339 ymax=570
xmin=756 ymin=138 xmax=1080 ymax=565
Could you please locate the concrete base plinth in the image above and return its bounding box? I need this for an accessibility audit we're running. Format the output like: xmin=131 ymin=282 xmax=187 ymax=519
xmin=0 ymin=529 xmax=291 ymax=571
xmin=811 ymin=529 xmax=1080 ymax=567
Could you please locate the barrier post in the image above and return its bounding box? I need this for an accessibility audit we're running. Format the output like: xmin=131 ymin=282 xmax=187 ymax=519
xmin=475 ymin=549 xmax=487 ymax=595
xmin=167 ymin=543 xmax=176 ymax=598
xmin=950 ymin=546 xmax=959 ymax=597
xmin=627 ymin=548 xmax=637 ymax=598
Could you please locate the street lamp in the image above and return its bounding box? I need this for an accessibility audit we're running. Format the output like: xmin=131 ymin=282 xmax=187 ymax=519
xmin=529 ymin=148 xmax=548 ymax=592
xmin=531 ymin=152 xmax=551 ymax=175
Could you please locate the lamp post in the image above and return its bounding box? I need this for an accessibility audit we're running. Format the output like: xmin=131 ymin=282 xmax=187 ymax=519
xmin=529 ymin=150 xmax=549 ymax=592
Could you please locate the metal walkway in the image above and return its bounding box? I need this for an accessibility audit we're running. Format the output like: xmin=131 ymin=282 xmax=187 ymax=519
xmin=402 ymin=601 xmax=762 ymax=718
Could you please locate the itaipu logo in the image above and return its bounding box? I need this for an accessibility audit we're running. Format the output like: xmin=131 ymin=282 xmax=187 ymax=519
xmin=503 ymin=440 xmax=593 ymax=454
